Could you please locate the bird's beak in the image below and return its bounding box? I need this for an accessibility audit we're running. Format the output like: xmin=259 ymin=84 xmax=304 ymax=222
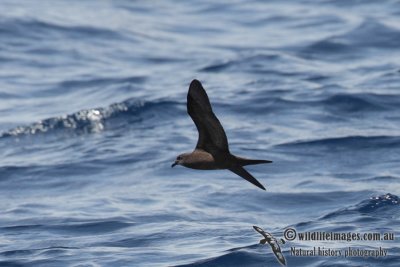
xmin=171 ymin=161 xmax=178 ymax=168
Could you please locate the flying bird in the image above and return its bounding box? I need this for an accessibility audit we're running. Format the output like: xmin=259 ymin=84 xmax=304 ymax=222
xmin=171 ymin=79 xmax=272 ymax=190
xmin=253 ymin=225 xmax=287 ymax=266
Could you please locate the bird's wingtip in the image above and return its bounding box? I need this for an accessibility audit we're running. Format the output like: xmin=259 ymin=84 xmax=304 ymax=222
xmin=190 ymin=79 xmax=202 ymax=88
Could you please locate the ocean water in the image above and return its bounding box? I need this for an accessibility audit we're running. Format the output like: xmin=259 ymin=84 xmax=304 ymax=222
xmin=0 ymin=0 xmax=399 ymax=266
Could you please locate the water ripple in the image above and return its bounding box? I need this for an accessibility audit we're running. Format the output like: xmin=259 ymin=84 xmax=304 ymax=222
xmin=0 ymin=98 xmax=180 ymax=138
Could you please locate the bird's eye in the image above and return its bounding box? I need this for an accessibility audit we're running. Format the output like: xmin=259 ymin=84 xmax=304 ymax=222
xmin=177 ymin=156 xmax=182 ymax=160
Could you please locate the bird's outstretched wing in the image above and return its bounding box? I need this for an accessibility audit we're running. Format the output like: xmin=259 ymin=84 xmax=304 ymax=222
xmin=253 ymin=226 xmax=269 ymax=238
xmin=187 ymin=79 xmax=229 ymax=154
xmin=229 ymin=166 xmax=266 ymax=190
xmin=253 ymin=226 xmax=287 ymax=266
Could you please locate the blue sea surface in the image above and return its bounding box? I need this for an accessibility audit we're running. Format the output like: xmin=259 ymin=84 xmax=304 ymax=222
xmin=1 ymin=0 xmax=400 ymax=266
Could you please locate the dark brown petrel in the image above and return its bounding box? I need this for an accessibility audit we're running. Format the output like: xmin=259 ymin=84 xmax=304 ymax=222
xmin=171 ymin=79 xmax=272 ymax=190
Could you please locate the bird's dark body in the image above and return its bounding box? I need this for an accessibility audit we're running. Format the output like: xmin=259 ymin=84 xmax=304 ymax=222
xmin=172 ymin=79 xmax=272 ymax=190
xmin=182 ymin=149 xmax=270 ymax=170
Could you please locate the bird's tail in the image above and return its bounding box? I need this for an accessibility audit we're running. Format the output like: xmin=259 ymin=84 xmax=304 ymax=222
xmin=236 ymin=157 xmax=272 ymax=166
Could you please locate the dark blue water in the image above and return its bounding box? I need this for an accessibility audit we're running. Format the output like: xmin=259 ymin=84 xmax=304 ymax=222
xmin=1 ymin=1 xmax=399 ymax=266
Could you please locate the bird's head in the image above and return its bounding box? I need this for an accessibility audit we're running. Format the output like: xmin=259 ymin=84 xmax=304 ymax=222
xmin=171 ymin=153 xmax=190 ymax=168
